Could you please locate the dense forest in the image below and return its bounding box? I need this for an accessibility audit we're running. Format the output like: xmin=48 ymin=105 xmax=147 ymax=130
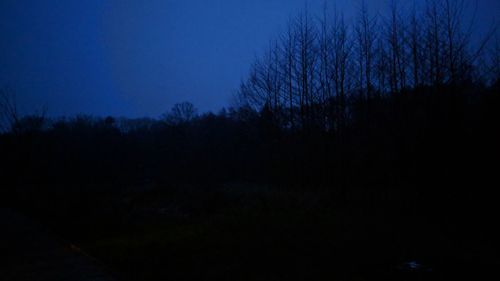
xmin=1 ymin=1 xmax=499 ymax=280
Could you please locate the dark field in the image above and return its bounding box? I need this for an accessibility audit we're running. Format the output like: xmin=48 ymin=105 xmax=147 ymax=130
xmin=3 ymin=182 xmax=499 ymax=281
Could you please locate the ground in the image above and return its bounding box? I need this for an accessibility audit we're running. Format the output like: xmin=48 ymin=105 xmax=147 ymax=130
xmin=0 ymin=208 xmax=115 ymax=281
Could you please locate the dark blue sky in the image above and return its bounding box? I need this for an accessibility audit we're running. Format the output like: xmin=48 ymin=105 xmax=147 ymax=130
xmin=1 ymin=0 xmax=498 ymax=117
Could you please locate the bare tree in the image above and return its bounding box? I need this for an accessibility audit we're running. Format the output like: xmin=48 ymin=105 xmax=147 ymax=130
xmin=375 ymin=35 xmax=389 ymax=94
xmin=330 ymin=10 xmax=352 ymax=130
xmin=442 ymin=0 xmax=471 ymax=83
xmin=488 ymin=34 xmax=500 ymax=84
xmin=236 ymin=0 xmax=499 ymax=131
xmin=318 ymin=2 xmax=333 ymax=105
xmin=280 ymin=19 xmax=298 ymax=128
xmin=423 ymin=0 xmax=446 ymax=85
xmin=355 ymin=0 xmax=378 ymax=99
xmin=408 ymin=1 xmax=423 ymax=87
xmin=0 ymin=87 xmax=20 ymax=134
xmin=294 ymin=10 xmax=318 ymax=128
xmin=163 ymin=102 xmax=198 ymax=125
xmin=239 ymin=40 xmax=284 ymax=123
xmin=385 ymin=0 xmax=408 ymax=92
xmin=0 ymin=87 xmax=47 ymax=134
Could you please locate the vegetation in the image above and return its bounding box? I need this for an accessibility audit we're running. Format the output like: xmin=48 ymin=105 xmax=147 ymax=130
xmin=1 ymin=1 xmax=499 ymax=280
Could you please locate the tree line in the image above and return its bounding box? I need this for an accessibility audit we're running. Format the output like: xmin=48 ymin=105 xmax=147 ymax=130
xmin=0 ymin=0 xmax=498 ymax=221
xmin=238 ymin=0 xmax=498 ymax=132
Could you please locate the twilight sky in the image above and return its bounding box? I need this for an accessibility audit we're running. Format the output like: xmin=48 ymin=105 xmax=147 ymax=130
xmin=1 ymin=0 xmax=498 ymax=117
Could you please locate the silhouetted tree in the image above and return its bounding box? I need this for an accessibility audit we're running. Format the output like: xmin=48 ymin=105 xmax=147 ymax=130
xmin=384 ymin=0 xmax=407 ymax=92
xmin=163 ymin=102 xmax=198 ymax=125
xmin=355 ymin=0 xmax=377 ymax=99
xmin=0 ymin=87 xmax=20 ymax=134
xmin=238 ymin=0 xmax=497 ymax=132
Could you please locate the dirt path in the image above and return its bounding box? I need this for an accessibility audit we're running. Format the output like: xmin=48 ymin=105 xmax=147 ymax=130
xmin=0 ymin=208 xmax=115 ymax=281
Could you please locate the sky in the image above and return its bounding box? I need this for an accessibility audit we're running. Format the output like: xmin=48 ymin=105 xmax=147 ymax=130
xmin=1 ymin=0 xmax=498 ymax=117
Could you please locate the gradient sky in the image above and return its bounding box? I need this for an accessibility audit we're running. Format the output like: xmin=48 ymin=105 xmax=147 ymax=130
xmin=1 ymin=0 xmax=498 ymax=117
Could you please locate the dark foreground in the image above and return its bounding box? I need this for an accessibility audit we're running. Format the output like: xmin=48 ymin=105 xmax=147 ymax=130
xmin=1 ymin=85 xmax=499 ymax=280
xmin=0 ymin=208 xmax=115 ymax=281
xmin=2 ymin=184 xmax=499 ymax=281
